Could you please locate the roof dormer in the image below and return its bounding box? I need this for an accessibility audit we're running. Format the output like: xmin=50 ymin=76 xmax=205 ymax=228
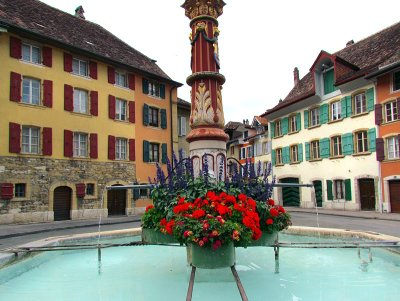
xmin=310 ymin=51 xmax=338 ymax=98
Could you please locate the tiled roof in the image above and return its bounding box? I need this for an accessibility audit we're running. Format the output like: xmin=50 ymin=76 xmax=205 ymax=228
xmin=177 ymin=98 xmax=191 ymax=108
xmin=224 ymin=121 xmax=242 ymax=131
xmin=0 ymin=0 xmax=180 ymax=84
xmin=254 ymin=116 xmax=268 ymax=125
xmin=266 ymin=21 xmax=400 ymax=115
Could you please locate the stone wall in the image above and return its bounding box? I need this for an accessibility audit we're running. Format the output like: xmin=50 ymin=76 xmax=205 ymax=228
xmin=0 ymin=156 xmax=136 ymax=224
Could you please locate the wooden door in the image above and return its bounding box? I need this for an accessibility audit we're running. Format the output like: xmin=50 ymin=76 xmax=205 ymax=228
xmin=54 ymin=186 xmax=71 ymax=221
xmin=107 ymin=186 xmax=126 ymax=215
xmin=389 ymin=180 xmax=400 ymax=213
xmin=359 ymin=179 xmax=375 ymax=211
xmin=281 ymin=178 xmax=300 ymax=207
xmin=313 ymin=180 xmax=323 ymax=207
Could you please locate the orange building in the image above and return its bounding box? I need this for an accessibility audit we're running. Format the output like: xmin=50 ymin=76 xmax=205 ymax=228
xmin=368 ymin=62 xmax=400 ymax=213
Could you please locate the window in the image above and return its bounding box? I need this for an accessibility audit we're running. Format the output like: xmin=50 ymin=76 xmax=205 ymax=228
xmin=275 ymin=148 xmax=283 ymax=165
xmin=22 ymin=126 xmax=40 ymax=154
xmin=387 ymin=136 xmax=400 ymax=160
xmin=330 ymin=101 xmax=341 ymax=121
xmin=116 ymin=138 xmax=127 ymax=160
xmin=334 ymin=180 xmax=345 ymax=199
xmin=139 ymin=188 xmax=149 ymax=199
xmin=86 ymin=183 xmax=95 ymax=196
xmin=22 ymin=78 xmax=40 ymax=105
xmin=323 ymin=68 xmax=336 ymax=95
xmin=289 ymin=115 xmax=297 ymax=133
xmin=149 ymin=143 xmax=159 ymax=162
xmin=230 ymin=146 xmax=234 ymax=155
xmin=263 ymin=141 xmax=271 ymax=155
xmin=246 ymin=146 xmax=253 ymax=158
xmin=22 ymin=43 xmax=41 ymax=64
xmin=385 ymin=101 xmax=398 ymax=123
xmin=115 ymin=71 xmax=128 ymax=88
xmin=310 ymin=140 xmax=320 ymax=160
xmin=178 ymin=116 xmax=186 ymax=136
xmin=14 ymin=183 xmax=26 ymax=198
xmin=149 ymin=107 xmax=159 ymax=127
xmin=310 ymin=107 xmax=320 ymax=127
xmin=290 ymin=145 xmax=298 ymax=163
xmin=393 ymin=71 xmax=400 ymax=91
xmin=274 ymin=120 xmax=282 ymax=137
xmin=243 ymin=131 xmax=248 ymax=139
xmin=116 ymin=99 xmax=127 ymax=121
xmin=331 ymin=136 xmax=342 ymax=157
xmin=240 ymin=147 xmax=246 ymax=160
xmin=355 ymin=131 xmax=368 ymax=153
xmin=73 ymin=89 xmax=88 ymax=114
xmin=354 ymin=92 xmax=366 ymax=114
xmin=73 ymin=133 xmax=88 ymax=157
xmin=72 ymin=58 xmax=88 ymax=76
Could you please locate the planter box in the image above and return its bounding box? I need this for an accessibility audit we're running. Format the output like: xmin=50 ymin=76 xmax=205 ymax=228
xmin=141 ymin=228 xmax=178 ymax=245
xmin=190 ymin=242 xmax=235 ymax=269
xmin=236 ymin=231 xmax=278 ymax=247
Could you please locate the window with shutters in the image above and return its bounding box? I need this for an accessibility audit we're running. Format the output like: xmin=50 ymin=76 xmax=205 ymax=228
xmin=72 ymin=58 xmax=88 ymax=77
xmin=116 ymin=138 xmax=127 ymax=160
xmin=22 ymin=126 xmax=40 ymax=154
xmin=246 ymin=146 xmax=253 ymax=158
xmin=310 ymin=107 xmax=320 ymax=127
xmin=353 ymin=92 xmax=366 ymax=115
xmin=73 ymin=89 xmax=88 ymax=114
xmin=14 ymin=183 xmax=26 ymax=198
xmin=22 ymin=77 xmax=40 ymax=105
xmin=334 ymin=180 xmax=345 ymax=199
xmin=73 ymin=133 xmax=88 ymax=157
xmin=115 ymin=71 xmax=128 ymax=88
xmin=290 ymin=145 xmax=298 ymax=163
xmin=22 ymin=43 xmax=41 ymax=64
xmin=386 ymin=136 xmax=400 ymax=160
xmin=354 ymin=130 xmax=368 ymax=153
xmin=139 ymin=188 xmax=150 ymax=199
xmin=148 ymin=82 xmax=163 ymax=98
xmin=149 ymin=107 xmax=159 ymax=127
xmin=240 ymin=147 xmax=246 ymax=160
xmin=393 ymin=70 xmax=400 ymax=92
xmin=385 ymin=100 xmax=398 ymax=123
xmin=330 ymin=100 xmax=342 ymax=121
xmin=275 ymin=148 xmax=283 ymax=165
xmin=274 ymin=120 xmax=282 ymax=137
xmin=178 ymin=116 xmax=186 ymax=136
xmin=116 ymin=99 xmax=127 ymax=121
xmin=149 ymin=143 xmax=159 ymax=162
xmin=288 ymin=115 xmax=297 ymax=133
xmin=331 ymin=136 xmax=343 ymax=157
xmin=86 ymin=183 xmax=95 ymax=196
xmin=310 ymin=140 xmax=320 ymax=160
xmin=323 ymin=68 xmax=336 ymax=95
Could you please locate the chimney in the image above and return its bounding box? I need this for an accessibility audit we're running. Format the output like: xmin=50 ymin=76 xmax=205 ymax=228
xmin=75 ymin=5 xmax=85 ymax=19
xmin=346 ymin=40 xmax=354 ymax=47
xmin=293 ymin=67 xmax=299 ymax=86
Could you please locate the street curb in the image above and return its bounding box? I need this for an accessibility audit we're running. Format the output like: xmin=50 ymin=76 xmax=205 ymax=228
xmin=287 ymin=209 xmax=400 ymax=222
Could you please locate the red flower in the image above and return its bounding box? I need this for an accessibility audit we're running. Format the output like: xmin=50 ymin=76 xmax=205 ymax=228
xmin=145 ymin=205 xmax=154 ymax=212
xmin=216 ymin=204 xmax=231 ymax=216
xmin=178 ymin=197 xmax=185 ymax=204
xmin=266 ymin=218 xmax=274 ymax=225
xmin=192 ymin=209 xmax=206 ymax=219
xmin=160 ymin=218 xmax=167 ymax=226
xmin=278 ymin=206 xmax=286 ymax=213
xmin=184 ymin=230 xmax=193 ymax=237
xmin=252 ymin=227 xmax=262 ymax=240
xmin=270 ymin=208 xmax=279 ymax=217
xmin=165 ymin=220 xmax=175 ymax=234
xmin=212 ymin=240 xmax=222 ymax=250
xmin=238 ymin=193 xmax=247 ymax=202
xmin=198 ymin=240 xmax=205 ymax=247
xmin=267 ymin=199 xmax=275 ymax=206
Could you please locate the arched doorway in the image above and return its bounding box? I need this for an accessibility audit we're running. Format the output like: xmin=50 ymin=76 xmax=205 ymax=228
xmin=358 ymin=178 xmax=375 ymax=211
xmin=389 ymin=180 xmax=400 ymax=213
xmin=54 ymin=186 xmax=72 ymax=221
xmin=280 ymin=177 xmax=300 ymax=207
xmin=107 ymin=184 xmax=126 ymax=215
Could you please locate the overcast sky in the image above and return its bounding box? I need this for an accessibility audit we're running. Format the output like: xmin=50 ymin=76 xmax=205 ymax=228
xmin=40 ymin=0 xmax=399 ymax=123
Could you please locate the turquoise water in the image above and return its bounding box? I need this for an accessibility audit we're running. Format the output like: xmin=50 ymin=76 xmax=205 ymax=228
xmin=0 ymin=234 xmax=399 ymax=301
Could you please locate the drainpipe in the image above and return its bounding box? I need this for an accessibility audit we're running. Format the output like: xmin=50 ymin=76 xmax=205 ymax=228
xmin=169 ymin=86 xmax=177 ymax=168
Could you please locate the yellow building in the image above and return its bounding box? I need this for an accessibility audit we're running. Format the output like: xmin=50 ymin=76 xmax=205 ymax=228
xmin=0 ymin=1 xmax=181 ymax=223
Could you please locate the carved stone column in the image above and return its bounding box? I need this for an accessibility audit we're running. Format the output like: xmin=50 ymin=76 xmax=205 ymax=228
xmin=181 ymin=0 xmax=228 ymax=179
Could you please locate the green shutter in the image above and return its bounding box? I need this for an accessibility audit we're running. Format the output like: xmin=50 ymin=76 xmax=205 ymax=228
xmin=283 ymin=146 xmax=290 ymax=164
xmin=341 ymin=97 xmax=348 ymax=118
xmin=282 ymin=117 xmax=288 ymax=135
xmin=320 ymin=138 xmax=330 ymax=158
xmin=324 ymin=69 xmax=335 ymax=94
xmin=326 ymin=180 xmax=333 ymax=201
xmin=368 ymin=128 xmax=376 ymax=152
xmin=143 ymin=140 xmax=149 ymax=162
xmin=160 ymin=109 xmax=167 ymax=129
xmin=296 ymin=112 xmax=301 ymax=131
xmin=345 ymin=179 xmax=352 ymax=201
xmin=270 ymin=122 xmax=275 ymax=139
xmin=320 ymin=104 xmax=328 ymax=124
xmin=160 ymin=84 xmax=166 ymax=99
xmin=305 ymin=142 xmax=310 ymax=161
xmin=133 ymin=189 xmax=140 ymax=200
xmin=342 ymin=133 xmax=354 ymax=156
xmin=366 ymin=88 xmax=375 ymax=112
xmin=271 ymin=149 xmax=276 ymax=166
xmin=304 ymin=110 xmax=309 ymax=129
xmin=143 ymin=104 xmax=149 ymax=126
xmin=142 ymin=79 xmax=149 ymax=94
xmin=346 ymin=96 xmax=352 ymax=117
xmin=298 ymin=143 xmax=303 ymax=162
xmin=161 ymin=143 xmax=167 ymax=164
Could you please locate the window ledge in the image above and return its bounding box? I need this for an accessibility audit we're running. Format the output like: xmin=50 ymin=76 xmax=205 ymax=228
xmin=84 ymin=196 xmax=97 ymax=200
xmin=352 ymin=152 xmax=371 ymax=157
xmin=329 ymin=155 xmax=345 ymax=159
xmin=11 ymin=197 xmax=29 ymax=202
xmin=307 ymin=124 xmax=321 ymax=130
xmin=350 ymin=112 xmax=369 ymax=118
xmin=382 ymin=119 xmax=400 ymax=125
xmin=273 ymin=135 xmax=283 ymax=139
xmin=71 ymin=73 xmax=91 ymax=80
xmin=70 ymin=112 xmax=92 ymax=118
xmin=290 ymin=161 xmax=301 ymax=165
xmin=114 ymin=84 xmax=130 ymax=91
xmin=382 ymin=158 xmax=400 ymax=163
xmin=275 ymin=163 xmax=284 ymax=167
xmin=327 ymin=118 xmax=343 ymax=125
xmin=146 ymin=94 xmax=164 ymax=100
xmin=288 ymin=131 xmax=299 ymax=135
xmin=20 ymin=60 xmax=44 ymax=68
xmin=309 ymin=158 xmax=322 ymax=162
xmin=18 ymin=103 xmax=46 ymax=109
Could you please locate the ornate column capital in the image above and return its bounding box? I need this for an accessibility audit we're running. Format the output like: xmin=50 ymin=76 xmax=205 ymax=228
xmin=181 ymin=0 xmax=226 ymax=20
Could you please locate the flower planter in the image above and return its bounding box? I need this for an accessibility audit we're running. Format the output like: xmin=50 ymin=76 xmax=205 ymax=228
xmin=237 ymin=231 xmax=278 ymax=247
xmin=190 ymin=242 xmax=235 ymax=269
xmin=141 ymin=228 xmax=178 ymax=245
